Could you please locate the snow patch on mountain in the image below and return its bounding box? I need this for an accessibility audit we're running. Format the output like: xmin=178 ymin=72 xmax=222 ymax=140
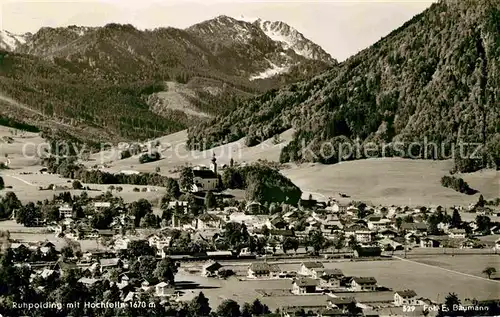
xmin=0 ymin=30 xmax=28 ymax=51
xmin=250 ymin=60 xmax=290 ymax=81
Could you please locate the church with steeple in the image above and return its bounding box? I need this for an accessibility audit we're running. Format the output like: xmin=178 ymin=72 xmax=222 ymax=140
xmin=191 ymin=153 xmax=219 ymax=192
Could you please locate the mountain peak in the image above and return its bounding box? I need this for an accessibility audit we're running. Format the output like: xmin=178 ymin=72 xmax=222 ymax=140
xmin=252 ymin=18 xmax=335 ymax=63
xmin=0 ymin=29 xmax=30 ymax=51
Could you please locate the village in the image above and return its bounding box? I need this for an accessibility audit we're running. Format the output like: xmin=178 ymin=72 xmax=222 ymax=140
xmin=1 ymin=150 xmax=499 ymax=317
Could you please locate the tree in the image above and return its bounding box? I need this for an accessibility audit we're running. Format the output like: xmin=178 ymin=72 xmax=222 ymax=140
xmin=154 ymin=257 xmax=178 ymax=285
xmin=42 ymin=205 xmax=60 ymax=223
xmin=127 ymin=240 xmax=155 ymax=259
xmin=346 ymin=301 xmax=362 ymax=316
xmin=129 ymin=199 xmax=152 ymax=227
xmin=333 ymin=235 xmax=345 ymax=253
xmin=15 ymin=202 xmax=41 ymax=227
xmin=179 ymin=166 xmax=194 ymax=191
xmin=307 ymin=230 xmax=326 ymax=255
xmin=395 ymin=217 xmax=403 ymax=231
xmin=189 ymin=292 xmax=211 ymax=317
xmin=347 ymin=235 xmax=359 ymax=252
xmin=282 ymin=237 xmax=299 ymax=254
xmin=482 ymin=267 xmax=496 ymax=279
xmin=439 ymin=293 xmax=460 ymax=317
xmin=450 ymin=209 xmax=462 ymax=228
xmin=164 ymin=178 xmax=180 ymax=199
xmin=0 ymin=176 xmax=4 ymax=190
xmin=475 ymin=215 xmax=491 ymax=233
xmin=477 ymin=194 xmax=486 ymax=207
xmin=241 ymin=303 xmax=252 ymax=317
xmin=71 ymin=180 xmax=83 ymax=190
xmin=216 ymin=299 xmax=240 ymax=317
xmin=204 ymin=191 xmax=217 ymax=210
xmin=251 ymin=299 xmax=269 ymax=315
xmin=61 ymin=246 xmax=74 ymax=260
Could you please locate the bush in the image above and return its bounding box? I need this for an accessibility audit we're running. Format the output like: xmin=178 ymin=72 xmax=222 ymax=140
xmin=139 ymin=152 xmax=161 ymax=164
xmin=72 ymin=180 xmax=83 ymax=190
xmin=0 ymin=176 xmax=4 ymax=190
xmin=120 ymin=150 xmax=132 ymax=160
xmin=133 ymin=187 xmax=140 ymax=192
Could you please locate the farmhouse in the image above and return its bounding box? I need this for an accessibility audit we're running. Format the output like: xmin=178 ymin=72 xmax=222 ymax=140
xmin=93 ymin=202 xmax=111 ymax=210
xmin=99 ymin=258 xmax=122 ymax=273
xmin=420 ymin=237 xmax=440 ymax=248
xmin=247 ymin=262 xmax=280 ymax=279
xmin=202 ymin=260 xmax=223 ymax=277
xmin=401 ymin=222 xmax=428 ymax=235
xmin=148 ymin=235 xmax=172 ymax=254
xmin=194 ymin=214 xmax=222 ymax=230
xmin=327 ymin=297 xmax=357 ymax=310
xmin=155 ymin=282 xmax=176 ymax=297
xmin=332 ymin=203 xmax=349 ymax=213
xmin=394 ymin=290 xmax=419 ymax=306
xmin=345 ymin=225 xmax=373 ymax=243
xmin=319 ymin=269 xmax=344 ymax=288
xmin=299 ymin=262 xmax=325 ymax=276
xmin=292 ymin=277 xmax=319 ymax=294
xmin=58 ymin=205 xmax=73 ymax=219
xmin=351 ymin=277 xmax=377 ymax=291
xmin=448 ymin=228 xmax=466 ymax=239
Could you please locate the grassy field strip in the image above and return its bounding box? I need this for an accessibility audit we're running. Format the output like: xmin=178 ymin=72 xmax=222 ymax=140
xmin=394 ymin=256 xmax=500 ymax=284
xmin=3 ymin=174 xmax=36 ymax=186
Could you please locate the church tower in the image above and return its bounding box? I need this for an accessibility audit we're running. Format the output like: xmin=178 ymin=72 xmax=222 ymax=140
xmin=210 ymin=152 xmax=217 ymax=175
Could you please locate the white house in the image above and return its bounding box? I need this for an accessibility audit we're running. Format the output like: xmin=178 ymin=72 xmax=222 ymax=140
xmin=247 ymin=263 xmax=280 ymax=279
xmin=148 ymin=235 xmax=171 ymax=255
xmin=193 ymin=214 xmax=222 ymax=230
xmin=299 ymin=262 xmax=324 ymax=277
xmin=94 ymin=202 xmax=111 ymax=210
xmin=351 ymin=277 xmax=377 ymax=291
xmin=292 ymin=278 xmax=318 ymax=294
xmin=155 ymin=282 xmax=175 ymax=297
xmin=345 ymin=225 xmax=373 ymax=243
xmin=448 ymin=229 xmax=466 ymax=239
xmin=59 ymin=205 xmax=73 ymax=219
xmin=394 ymin=290 xmax=420 ymax=306
xmin=332 ymin=203 xmax=349 ymax=214
xmin=367 ymin=218 xmax=391 ymax=231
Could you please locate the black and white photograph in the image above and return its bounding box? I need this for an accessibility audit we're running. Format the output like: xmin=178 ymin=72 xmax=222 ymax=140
xmin=0 ymin=0 xmax=498 ymax=316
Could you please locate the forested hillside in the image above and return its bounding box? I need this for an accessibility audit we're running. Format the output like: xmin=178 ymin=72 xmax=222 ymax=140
xmin=0 ymin=18 xmax=335 ymax=143
xmin=187 ymin=0 xmax=500 ymax=171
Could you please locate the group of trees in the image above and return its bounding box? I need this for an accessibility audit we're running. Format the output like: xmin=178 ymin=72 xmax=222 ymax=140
xmin=441 ymin=175 xmax=476 ymax=195
xmin=42 ymin=156 xmax=179 ymax=187
xmin=0 ymin=192 xmax=20 ymax=219
xmin=139 ymin=151 xmax=161 ymax=164
xmin=221 ymin=163 xmax=302 ymax=206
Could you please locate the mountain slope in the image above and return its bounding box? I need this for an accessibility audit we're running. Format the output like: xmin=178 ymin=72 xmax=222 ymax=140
xmin=187 ymin=0 xmax=500 ymax=170
xmin=0 ymin=30 xmax=30 ymax=51
xmin=255 ymin=19 xmax=335 ymax=63
xmin=0 ymin=18 xmax=336 ymax=143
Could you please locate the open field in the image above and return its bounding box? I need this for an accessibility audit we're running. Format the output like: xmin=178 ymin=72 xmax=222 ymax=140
xmin=175 ymin=273 xmax=330 ymax=311
xmin=176 ymin=257 xmax=499 ymax=310
xmin=408 ymin=254 xmax=499 ymax=278
xmin=1 ymin=126 xmax=498 ymax=208
xmin=281 ymin=159 xmax=499 ymax=207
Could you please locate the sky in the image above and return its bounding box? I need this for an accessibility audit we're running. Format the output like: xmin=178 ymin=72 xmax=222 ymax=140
xmin=0 ymin=0 xmax=435 ymax=61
